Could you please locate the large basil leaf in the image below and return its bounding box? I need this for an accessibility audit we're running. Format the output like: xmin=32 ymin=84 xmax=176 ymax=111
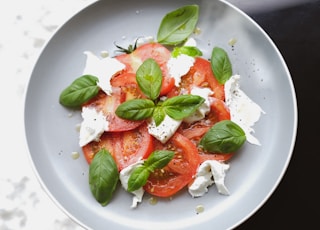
xmin=162 ymin=95 xmax=205 ymax=120
xmin=115 ymin=99 xmax=155 ymax=120
xmin=157 ymin=5 xmax=199 ymax=45
xmin=59 ymin=75 xmax=99 ymax=108
xmin=89 ymin=148 xmax=119 ymax=206
xmin=210 ymin=47 xmax=232 ymax=84
xmin=136 ymin=58 xmax=162 ymax=100
xmin=200 ymin=120 xmax=246 ymax=153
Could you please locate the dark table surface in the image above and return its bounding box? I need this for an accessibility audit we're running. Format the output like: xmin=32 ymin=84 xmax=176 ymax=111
xmin=228 ymin=0 xmax=320 ymax=229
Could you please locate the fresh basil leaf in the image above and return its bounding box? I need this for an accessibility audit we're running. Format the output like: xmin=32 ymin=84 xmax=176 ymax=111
xmin=115 ymin=99 xmax=155 ymax=120
xmin=59 ymin=75 xmax=99 ymax=108
xmin=153 ymin=106 xmax=166 ymax=126
xmin=136 ymin=58 xmax=162 ymax=100
xmin=89 ymin=148 xmax=119 ymax=206
xmin=171 ymin=46 xmax=202 ymax=58
xmin=127 ymin=150 xmax=175 ymax=192
xmin=127 ymin=166 xmax=149 ymax=192
xmin=211 ymin=47 xmax=232 ymax=84
xmin=162 ymin=95 xmax=205 ymax=120
xmin=144 ymin=150 xmax=175 ymax=171
xmin=157 ymin=5 xmax=199 ymax=45
xmin=200 ymin=120 xmax=246 ymax=153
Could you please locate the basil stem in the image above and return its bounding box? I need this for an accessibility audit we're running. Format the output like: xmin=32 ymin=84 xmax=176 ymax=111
xmin=59 ymin=75 xmax=99 ymax=108
xmin=127 ymin=150 xmax=175 ymax=192
xmin=157 ymin=5 xmax=199 ymax=45
xmin=210 ymin=47 xmax=233 ymax=84
xmin=199 ymin=120 xmax=246 ymax=153
xmin=89 ymin=148 xmax=119 ymax=206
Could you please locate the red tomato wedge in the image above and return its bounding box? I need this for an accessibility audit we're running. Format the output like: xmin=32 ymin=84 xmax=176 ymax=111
xmin=178 ymin=98 xmax=233 ymax=162
xmin=115 ymin=43 xmax=175 ymax=96
xmin=144 ymin=133 xmax=200 ymax=197
xmin=83 ymin=87 xmax=144 ymax=132
xmin=167 ymin=57 xmax=225 ymax=100
xmin=82 ymin=123 xmax=154 ymax=171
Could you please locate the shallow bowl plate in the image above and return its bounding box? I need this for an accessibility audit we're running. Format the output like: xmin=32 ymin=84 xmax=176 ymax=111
xmin=24 ymin=0 xmax=297 ymax=229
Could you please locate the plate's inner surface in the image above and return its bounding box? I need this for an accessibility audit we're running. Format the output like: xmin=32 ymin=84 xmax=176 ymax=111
xmin=24 ymin=0 xmax=297 ymax=229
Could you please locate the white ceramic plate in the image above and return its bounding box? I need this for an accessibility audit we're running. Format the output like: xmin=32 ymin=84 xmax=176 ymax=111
xmin=24 ymin=0 xmax=297 ymax=229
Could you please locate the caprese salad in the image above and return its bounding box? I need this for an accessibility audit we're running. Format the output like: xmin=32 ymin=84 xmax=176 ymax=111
xmin=59 ymin=5 xmax=264 ymax=208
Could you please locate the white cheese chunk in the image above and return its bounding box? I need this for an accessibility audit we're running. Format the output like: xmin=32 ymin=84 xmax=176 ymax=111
xmin=224 ymin=75 xmax=265 ymax=145
xmin=167 ymin=54 xmax=195 ymax=87
xmin=188 ymin=160 xmax=230 ymax=197
xmin=82 ymin=51 xmax=125 ymax=95
xmin=147 ymin=115 xmax=182 ymax=143
xmin=79 ymin=107 xmax=109 ymax=147
xmin=119 ymin=160 xmax=145 ymax=209
xmin=184 ymin=86 xmax=213 ymax=123
xmin=136 ymin=36 xmax=155 ymax=47
xmin=184 ymin=37 xmax=197 ymax=47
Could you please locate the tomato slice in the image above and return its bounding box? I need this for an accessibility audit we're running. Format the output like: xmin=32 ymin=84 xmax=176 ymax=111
xmin=144 ymin=133 xmax=200 ymax=197
xmin=82 ymin=123 xmax=154 ymax=171
xmin=178 ymin=98 xmax=233 ymax=162
xmin=115 ymin=43 xmax=175 ymax=96
xmin=83 ymin=87 xmax=144 ymax=132
xmin=168 ymin=57 xmax=225 ymax=100
xmin=110 ymin=72 xmax=137 ymax=87
xmin=198 ymin=152 xmax=234 ymax=162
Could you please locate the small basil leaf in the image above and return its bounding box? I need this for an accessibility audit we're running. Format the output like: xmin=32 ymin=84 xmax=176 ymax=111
xmin=115 ymin=99 xmax=155 ymax=120
xmin=157 ymin=5 xmax=199 ymax=45
xmin=136 ymin=58 xmax=162 ymax=100
xmin=127 ymin=166 xmax=149 ymax=192
xmin=144 ymin=150 xmax=175 ymax=171
xmin=162 ymin=95 xmax=205 ymax=120
xmin=127 ymin=150 xmax=175 ymax=192
xmin=211 ymin=47 xmax=232 ymax=84
xmin=171 ymin=46 xmax=202 ymax=58
xmin=200 ymin=120 xmax=246 ymax=153
xmin=89 ymin=148 xmax=119 ymax=206
xmin=153 ymin=106 xmax=166 ymax=126
xmin=59 ymin=75 xmax=99 ymax=108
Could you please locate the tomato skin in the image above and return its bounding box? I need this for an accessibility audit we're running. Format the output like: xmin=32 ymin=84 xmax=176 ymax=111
xmin=82 ymin=123 xmax=154 ymax=171
xmin=110 ymin=72 xmax=137 ymax=87
xmin=159 ymin=75 xmax=175 ymax=96
xmin=144 ymin=133 xmax=200 ymax=197
xmin=115 ymin=43 xmax=175 ymax=96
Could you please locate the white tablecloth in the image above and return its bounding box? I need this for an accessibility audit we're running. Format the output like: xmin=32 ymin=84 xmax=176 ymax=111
xmin=0 ymin=1 xmax=95 ymax=229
